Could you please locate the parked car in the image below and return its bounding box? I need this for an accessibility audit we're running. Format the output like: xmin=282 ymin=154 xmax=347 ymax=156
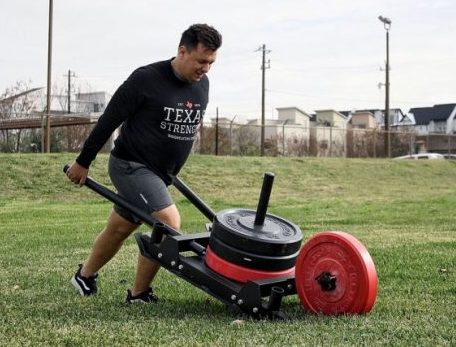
xmin=393 ymin=153 xmax=445 ymax=160
xmin=442 ymin=154 xmax=456 ymax=160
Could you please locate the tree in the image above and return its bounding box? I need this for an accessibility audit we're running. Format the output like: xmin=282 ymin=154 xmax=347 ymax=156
xmin=236 ymin=125 xmax=260 ymax=156
xmin=0 ymin=81 xmax=44 ymax=152
xmin=0 ymin=79 xmax=101 ymax=153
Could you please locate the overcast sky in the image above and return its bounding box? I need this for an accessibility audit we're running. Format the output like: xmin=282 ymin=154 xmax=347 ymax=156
xmin=1 ymin=0 xmax=455 ymax=120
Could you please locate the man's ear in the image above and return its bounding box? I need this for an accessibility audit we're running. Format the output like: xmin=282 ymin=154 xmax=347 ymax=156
xmin=177 ymin=45 xmax=186 ymax=58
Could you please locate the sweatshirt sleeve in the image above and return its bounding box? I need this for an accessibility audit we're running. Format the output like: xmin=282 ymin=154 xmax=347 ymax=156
xmin=76 ymin=68 xmax=147 ymax=168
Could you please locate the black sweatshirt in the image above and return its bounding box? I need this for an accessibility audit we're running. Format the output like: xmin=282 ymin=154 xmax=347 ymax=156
xmin=76 ymin=59 xmax=209 ymax=185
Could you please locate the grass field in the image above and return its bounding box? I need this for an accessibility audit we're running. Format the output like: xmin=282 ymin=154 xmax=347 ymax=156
xmin=0 ymin=153 xmax=455 ymax=346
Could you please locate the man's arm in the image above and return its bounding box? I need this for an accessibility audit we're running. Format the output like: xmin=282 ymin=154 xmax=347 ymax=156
xmin=76 ymin=68 xmax=147 ymax=168
xmin=66 ymin=67 xmax=147 ymax=184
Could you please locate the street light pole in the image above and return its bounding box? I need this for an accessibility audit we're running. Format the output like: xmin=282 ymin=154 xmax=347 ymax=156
xmin=45 ymin=0 xmax=53 ymax=153
xmin=215 ymin=107 xmax=219 ymax=156
xmin=261 ymin=45 xmax=265 ymax=156
xmin=256 ymin=44 xmax=270 ymax=156
xmin=378 ymin=15 xmax=391 ymax=157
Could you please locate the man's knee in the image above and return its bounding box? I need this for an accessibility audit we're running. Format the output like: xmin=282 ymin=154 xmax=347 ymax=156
xmin=106 ymin=210 xmax=138 ymax=239
xmin=152 ymin=204 xmax=181 ymax=230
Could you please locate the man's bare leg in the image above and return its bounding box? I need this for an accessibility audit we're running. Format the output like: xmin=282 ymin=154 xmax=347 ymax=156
xmin=131 ymin=204 xmax=181 ymax=296
xmin=80 ymin=210 xmax=138 ymax=278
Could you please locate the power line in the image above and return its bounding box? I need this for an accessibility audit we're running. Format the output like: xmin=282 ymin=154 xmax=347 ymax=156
xmin=267 ymin=89 xmax=382 ymax=103
xmin=271 ymin=64 xmax=377 ymax=72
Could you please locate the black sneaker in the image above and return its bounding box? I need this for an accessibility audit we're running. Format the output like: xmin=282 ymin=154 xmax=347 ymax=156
xmin=125 ymin=287 xmax=159 ymax=304
xmin=70 ymin=264 xmax=98 ymax=296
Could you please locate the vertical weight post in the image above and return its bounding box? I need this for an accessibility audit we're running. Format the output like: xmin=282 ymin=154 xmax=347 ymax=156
xmin=254 ymin=172 xmax=275 ymax=226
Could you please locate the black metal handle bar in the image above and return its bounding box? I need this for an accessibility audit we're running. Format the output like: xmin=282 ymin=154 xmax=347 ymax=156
xmin=173 ymin=172 xmax=275 ymax=227
xmin=172 ymin=176 xmax=217 ymax=222
xmin=63 ymin=165 xmax=206 ymax=256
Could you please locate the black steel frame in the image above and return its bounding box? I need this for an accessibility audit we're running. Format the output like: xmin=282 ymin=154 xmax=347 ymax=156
xmin=64 ymin=166 xmax=298 ymax=318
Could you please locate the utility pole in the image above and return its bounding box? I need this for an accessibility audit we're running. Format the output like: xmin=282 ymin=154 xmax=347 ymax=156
xmin=64 ymin=70 xmax=76 ymax=114
xmin=44 ymin=0 xmax=53 ymax=153
xmin=256 ymin=44 xmax=271 ymax=156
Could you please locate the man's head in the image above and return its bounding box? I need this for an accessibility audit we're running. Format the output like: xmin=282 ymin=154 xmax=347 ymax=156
xmin=179 ymin=24 xmax=222 ymax=51
xmin=172 ymin=24 xmax=222 ymax=82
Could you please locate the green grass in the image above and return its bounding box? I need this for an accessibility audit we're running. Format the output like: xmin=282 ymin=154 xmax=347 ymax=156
xmin=0 ymin=153 xmax=455 ymax=346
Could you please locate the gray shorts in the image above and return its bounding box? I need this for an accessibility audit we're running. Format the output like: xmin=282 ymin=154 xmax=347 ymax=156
xmin=108 ymin=155 xmax=173 ymax=225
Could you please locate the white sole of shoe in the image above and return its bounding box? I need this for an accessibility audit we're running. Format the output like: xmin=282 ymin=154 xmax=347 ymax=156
xmin=70 ymin=276 xmax=86 ymax=296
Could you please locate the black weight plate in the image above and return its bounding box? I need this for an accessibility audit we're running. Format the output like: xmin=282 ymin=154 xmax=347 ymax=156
xmin=212 ymin=208 xmax=303 ymax=257
xmin=209 ymin=234 xmax=299 ymax=271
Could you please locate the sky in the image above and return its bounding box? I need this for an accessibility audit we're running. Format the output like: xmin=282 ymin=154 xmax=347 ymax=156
xmin=1 ymin=0 xmax=455 ymax=121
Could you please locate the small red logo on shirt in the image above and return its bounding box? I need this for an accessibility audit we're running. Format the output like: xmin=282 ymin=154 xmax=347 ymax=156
xmin=185 ymin=100 xmax=193 ymax=109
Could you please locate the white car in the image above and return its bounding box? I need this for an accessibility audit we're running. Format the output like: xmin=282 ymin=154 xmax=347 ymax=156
xmin=393 ymin=153 xmax=445 ymax=160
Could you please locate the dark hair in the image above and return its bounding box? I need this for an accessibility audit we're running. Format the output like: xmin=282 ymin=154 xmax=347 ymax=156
xmin=179 ymin=24 xmax=222 ymax=51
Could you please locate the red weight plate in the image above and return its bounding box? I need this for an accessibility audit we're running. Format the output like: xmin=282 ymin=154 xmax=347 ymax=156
xmin=205 ymin=246 xmax=295 ymax=283
xmin=295 ymin=231 xmax=378 ymax=315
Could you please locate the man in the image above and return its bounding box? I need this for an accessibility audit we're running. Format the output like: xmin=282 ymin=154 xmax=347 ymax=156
xmin=65 ymin=24 xmax=222 ymax=303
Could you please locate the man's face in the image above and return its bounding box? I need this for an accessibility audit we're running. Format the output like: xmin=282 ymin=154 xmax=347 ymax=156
xmin=177 ymin=43 xmax=217 ymax=82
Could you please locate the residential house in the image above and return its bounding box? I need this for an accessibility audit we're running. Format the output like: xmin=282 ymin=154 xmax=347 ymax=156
xmin=405 ymin=104 xmax=456 ymax=154
xmin=276 ymin=106 xmax=312 ymax=128
xmin=310 ymin=110 xmax=348 ymax=156
xmin=240 ymin=107 xmax=348 ymax=155
xmin=74 ymin=92 xmax=111 ymax=113
xmin=408 ymin=104 xmax=456 ymax=135
xmin=204 ymin=103 xmax=456 ymax=156
xmin=210 ymin=116 xmax=235 ymax=128
xmin=348 ymin=111 xmax=378 ymax=129
xmin=394 ymin=112 xmax=415 ymax=129
xmin=245 ymin=117 xmax=288 ymax=139
xmin=245 ymin=107 xmax=312 ymax=145
xmin=342 ymin=108 xmax=405 ymax=129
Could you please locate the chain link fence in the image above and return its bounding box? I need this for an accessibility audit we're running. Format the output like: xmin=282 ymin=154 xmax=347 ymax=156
xmin=194 ymin=123 xmax=456 ymax=158
xmin=2 ymin=121 xmax=455 ymax=158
